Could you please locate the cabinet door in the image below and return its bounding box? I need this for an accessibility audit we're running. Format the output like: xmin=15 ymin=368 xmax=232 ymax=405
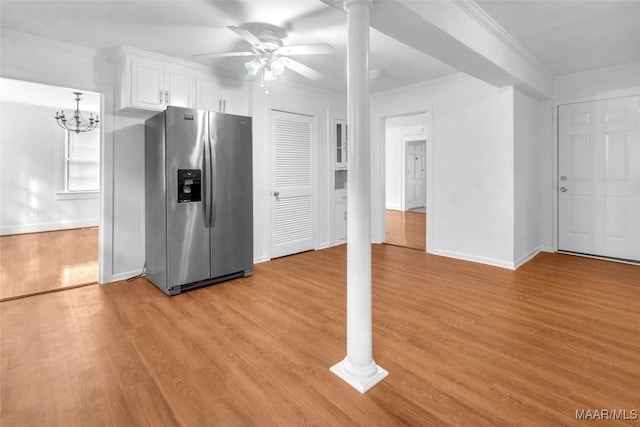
xmin=166 ymin=66 xmax=195 ymax=108
xmin=197 ymin=74 xmax=222 ymax=112
xmin=334 ymin=198 xmax=348 ymax=242
xmin=335 ymin=119 xmax=348 ymax=167
xmin=131 ymin=59 xmax=165 ymax=110
xmin=221 ymin=82 xmax=248 ymax=115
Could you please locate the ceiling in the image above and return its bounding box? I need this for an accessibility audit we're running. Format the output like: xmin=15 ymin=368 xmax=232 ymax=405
xmin=475 ymin=0 xmax=640 ymax=76
xmin=1 ymin=1 xmax=639 ymax=94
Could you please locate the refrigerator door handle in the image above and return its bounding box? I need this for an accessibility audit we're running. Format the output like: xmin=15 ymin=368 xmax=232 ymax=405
xmin=203 ymin=137 xmax=212 ymax=227
xmin=209 ymin=134 xmax=218 ymax=227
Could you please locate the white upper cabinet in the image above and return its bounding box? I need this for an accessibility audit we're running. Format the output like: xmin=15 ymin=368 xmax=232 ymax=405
xmin=221 ymin=81 xmax=248 ymax=116
xmin=197 ymin=74 xmax=222 ymax=112
xmin=165 ymin=65 xmax=195 ymax=108
xmin=119 ymin=47 xmax=247 ymax=114
xmin=129 ymin=59 xmax=165 ymax=110
xmin=196 ymin=72 xmax=248 ymax=116
xmin=125 ymin=56 xmax=195 ymax=111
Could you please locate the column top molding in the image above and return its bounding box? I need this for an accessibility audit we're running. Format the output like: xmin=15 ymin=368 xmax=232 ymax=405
xmin=343 ymin=0 xmax=374 ymax=8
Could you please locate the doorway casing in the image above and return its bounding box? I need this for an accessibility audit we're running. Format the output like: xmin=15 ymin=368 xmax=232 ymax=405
xmin=378 ymin=110 xmax=432 ymax=252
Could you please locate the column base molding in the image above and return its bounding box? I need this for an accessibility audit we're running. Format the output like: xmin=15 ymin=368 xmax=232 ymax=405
xmin=330 ymin=358 xmax=388 ymax=393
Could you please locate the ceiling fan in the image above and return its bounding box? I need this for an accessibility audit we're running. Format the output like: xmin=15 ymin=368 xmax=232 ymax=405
xmin=193 ymin=26 xmax=334 ymax=83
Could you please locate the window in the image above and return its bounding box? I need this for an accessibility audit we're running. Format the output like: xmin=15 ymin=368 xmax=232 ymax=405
xmin=64 ymin=127 xmax=100 ymax=193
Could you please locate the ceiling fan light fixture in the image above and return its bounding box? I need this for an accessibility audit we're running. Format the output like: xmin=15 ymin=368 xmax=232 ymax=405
xmin=259 ymin=29 xmax=283 ymax=51
xmin=245 ymin=58 xmax=263 ymax=76
xmin=269 ymin=58 xmax=285 ymax=76
xmin=264 ymin=66 xmax=278 ymax=81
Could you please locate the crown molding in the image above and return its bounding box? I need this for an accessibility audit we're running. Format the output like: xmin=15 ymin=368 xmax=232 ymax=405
xmin=451 ymin=0 xmax=554 ymax=79
xmin=1 ymin=29 xmax=96 ymax=57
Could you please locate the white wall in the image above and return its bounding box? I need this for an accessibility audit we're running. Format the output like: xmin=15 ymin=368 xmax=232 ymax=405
xmin=372 ymin=74 xmax=518 ymax=268
xmin=538 ymin=99 xmax=554 ymax=252
xmin=0 ymin=83 xmax=100 ymax=234
xmin=249 ymin=81 xmax=346 ymax=263
xmin=513 ymin=88 xmax=541 ymax=266
xmin=110 ymin=109 xmax=153 ymax=277
xmin=553 ymin=61 xmax=640 ymax=101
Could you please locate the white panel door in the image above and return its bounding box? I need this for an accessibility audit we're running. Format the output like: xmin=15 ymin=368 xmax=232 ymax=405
xmin=271 ymin=111 xmax=315 ymax=258
xmin=406 ymin=140 xmax=426 ymax=210
xmin=559 ymin=95 xmax=640 ymax=261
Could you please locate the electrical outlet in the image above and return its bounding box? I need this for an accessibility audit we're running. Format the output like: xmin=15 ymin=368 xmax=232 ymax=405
xmin=29 ymin=210 xmax=39 ymax=218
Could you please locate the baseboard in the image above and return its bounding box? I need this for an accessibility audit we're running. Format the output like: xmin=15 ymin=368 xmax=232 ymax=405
xmin=430 ymin=248 xmax=515 ymax=270
xmin=316 ymin=242 xmax=331 ymax=250
xmin=514 ymin=247 xmax=542 ymax=269
xmin=386 ymin=205 xmax=401 ymax=211
xmin=539 ymin=245 xmax=554 ymax=253
xmin=253 ymin=255 xmax=270 ymax=264
xmin=0 ymin=219 xmax=99 ymax=236
xmin=109 ymin=269 xmax=144 ymax=283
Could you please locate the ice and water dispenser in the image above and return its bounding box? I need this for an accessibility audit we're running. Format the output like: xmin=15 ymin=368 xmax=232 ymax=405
xmin=178 ymin=169 xmax=202 ymax=203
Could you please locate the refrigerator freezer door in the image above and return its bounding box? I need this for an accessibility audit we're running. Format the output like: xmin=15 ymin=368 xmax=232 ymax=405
xmin=209 ymin=113 xmax=253 ymax=277
xmin=165 ymin=107 xmax=211 ymax=287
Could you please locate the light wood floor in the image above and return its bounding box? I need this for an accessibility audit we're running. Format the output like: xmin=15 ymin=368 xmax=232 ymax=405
xmin=2 ymin=244 xmax=638 ymax=426
xmin=0 ymin=228 xmax=99 ymax=301
xmin=386 ymin=209 xmax=426 ymax=251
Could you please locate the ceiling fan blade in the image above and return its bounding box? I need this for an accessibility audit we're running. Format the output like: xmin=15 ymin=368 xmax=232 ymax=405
xmin=192 ymin=51 xmax=258 ymax=58
xmin=228 ymin=25 xmax=265 ymax=50
xmin=278 ymin=43 xmax=334 ymax=56
xmin=281 ymin=58 xmax=323 ymax=80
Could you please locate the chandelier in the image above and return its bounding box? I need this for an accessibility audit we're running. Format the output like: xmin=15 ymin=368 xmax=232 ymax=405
xmin=54 ymin=92 xmax=99 ymax=133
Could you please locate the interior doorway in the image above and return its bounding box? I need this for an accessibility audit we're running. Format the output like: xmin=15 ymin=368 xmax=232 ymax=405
xmin=383 ymin=113 xmax=427 ymax=251
xmin=0 ymin=78 xmax=101 ymax=300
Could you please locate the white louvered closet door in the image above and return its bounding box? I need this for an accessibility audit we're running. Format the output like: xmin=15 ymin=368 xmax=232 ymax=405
xmin=271 ymin=111 xmax=315 ymax=258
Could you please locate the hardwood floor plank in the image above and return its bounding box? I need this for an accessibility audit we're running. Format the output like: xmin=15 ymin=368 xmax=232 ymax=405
xmin=0 ymin=228 xmax=99 ymax=300
xmin=0 ymin=285 xmax=178 ymax=426
xmin=385 ymin=209 xmax=426 ymax=251
xmin=2 ymin=244 xmax=638 ymax=426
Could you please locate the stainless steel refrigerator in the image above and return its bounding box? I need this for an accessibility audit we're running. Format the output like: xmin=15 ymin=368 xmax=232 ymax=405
xmin=145 ymin=106 xmax=253 ymax=296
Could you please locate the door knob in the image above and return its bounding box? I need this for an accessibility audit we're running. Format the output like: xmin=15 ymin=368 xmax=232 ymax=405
xmin=560 ymin=176 xmax=567 ymax=181
xmin=273 ymin=191 xmax=280 ymax=197
xmin=560 ymin=186 xmax=568 ymax=192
